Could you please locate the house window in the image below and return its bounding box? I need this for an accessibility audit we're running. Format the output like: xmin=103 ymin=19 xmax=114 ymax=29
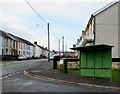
xmin=6 ymin=49 xmax=8 ymax=55
xmin=6 ymin=39 xmax=8 ymax=47
xmin=10 ymin=40 xmax=12 ymax=47
xmin=21 ymin=44 xmax=22 ymax=49
xmin=23 ymin=51 xmax=25 ymax=55
xmin=16 ymin=42 xmax=17 ymax=49
xmin=19 ymin=43 xmax=20 ymax=49
xmin=13 ymin=41 xmax=15 ymax=48
xmin=24 ymin=44 xmax=25 ymax=49
xmin=2 ymin=38 xmax=4 ymax=47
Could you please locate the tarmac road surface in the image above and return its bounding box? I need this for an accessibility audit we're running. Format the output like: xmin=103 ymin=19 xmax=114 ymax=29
xmin=1 ymin=59 xmax=119 ymax=93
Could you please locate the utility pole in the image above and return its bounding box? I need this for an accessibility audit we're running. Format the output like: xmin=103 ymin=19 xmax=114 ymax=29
xmin=48 ymin=23 xmax=50 ymax=61
xmin=62 ymin=36 xmax=64 ymax=56
xmin=59 ymin=39 xmax=60 ymax=55
xmin=65 ymin=45 xmax=67 ymax=52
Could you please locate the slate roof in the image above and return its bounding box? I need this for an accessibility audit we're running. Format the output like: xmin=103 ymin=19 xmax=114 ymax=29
xmin=0 ymin=30 xmax=12 ymax=39
xmin=0 ymin=30 xmax=34 ymax=46
xmin=8 ymin=33 xmax=35 ymax=46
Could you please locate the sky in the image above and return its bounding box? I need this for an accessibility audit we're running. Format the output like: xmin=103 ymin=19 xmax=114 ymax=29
xmin=0 ymin=0 xmax=115 ymax=51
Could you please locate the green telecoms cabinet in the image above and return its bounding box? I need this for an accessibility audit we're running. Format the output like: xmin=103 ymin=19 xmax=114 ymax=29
xmin=71 ymin=44 xmax=113 ymax=81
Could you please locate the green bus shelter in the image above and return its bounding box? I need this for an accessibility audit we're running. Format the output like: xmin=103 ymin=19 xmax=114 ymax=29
xmin=71 ymin=44 xmax=114 ymax=81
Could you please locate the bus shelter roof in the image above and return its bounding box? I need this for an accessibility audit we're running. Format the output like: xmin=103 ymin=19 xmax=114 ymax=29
xmin=70 ymin=44 xmax=113 ymax=51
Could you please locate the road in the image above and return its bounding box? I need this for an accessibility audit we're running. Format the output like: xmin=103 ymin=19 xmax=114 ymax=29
xmin=1 ymin=59 xmax=46 ymax=76
xmin=1 ymin=59 xmax=118 ymax=93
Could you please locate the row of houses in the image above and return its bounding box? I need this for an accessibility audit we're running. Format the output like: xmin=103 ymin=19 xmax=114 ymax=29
xmin=0 ymin=30 xmax=54 ymax=59
xmin=73 ymin=0 xmax=120 ymax=61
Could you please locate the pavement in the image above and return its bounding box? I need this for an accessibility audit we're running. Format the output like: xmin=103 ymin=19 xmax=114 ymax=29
xmin=24 ymin=60 xmax=120 ymax=91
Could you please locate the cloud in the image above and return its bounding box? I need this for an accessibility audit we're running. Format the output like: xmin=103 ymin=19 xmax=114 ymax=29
xmin=0 ymin=0 xmax=115 ymax=51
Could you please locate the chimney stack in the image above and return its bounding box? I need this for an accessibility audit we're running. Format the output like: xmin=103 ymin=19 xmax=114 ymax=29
xmin=34 ymin=41 xmax=37 ymax=45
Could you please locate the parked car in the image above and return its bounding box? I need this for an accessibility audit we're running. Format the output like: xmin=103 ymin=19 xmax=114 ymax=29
xmin=49 ymin=55 xmax=59 ymax=60
xmin=26 ymin=54 xmax=32 ymax=60
xmin=18 ymin=55 xmax=27 ymax=60
xmin=49 ymin=56 xmax=54 ymax=60
xmin=23 ymin=55 xmax=27 ymax=60
xmin=33 ymin=56 xmax=40 ymax=59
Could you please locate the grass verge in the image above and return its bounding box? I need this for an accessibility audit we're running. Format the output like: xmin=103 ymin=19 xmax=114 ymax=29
xmin=50 ymin=69 xmax=80 ymax=75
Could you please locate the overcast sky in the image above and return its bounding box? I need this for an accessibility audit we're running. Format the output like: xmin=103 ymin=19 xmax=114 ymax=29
xmin=0 ymin=0 xmax=115 ymax=51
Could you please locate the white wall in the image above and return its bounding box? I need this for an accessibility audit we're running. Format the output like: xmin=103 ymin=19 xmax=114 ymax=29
xmin=95 ymin=3 xmax=119 ymax=58
xmin=118 ymin=1 xmax=120 ymax=58
xmin=26 ymin=44 xmax=30 ymax=55
xmin=17 ymin=42 xmax=26 ymax=55
xmin=30 ymin=46 xmax=34 ymax=56
xmin=34 ymin=46 xmax=42 ymax=57
xmin=4 ymin=38 xmax=12 ymax=55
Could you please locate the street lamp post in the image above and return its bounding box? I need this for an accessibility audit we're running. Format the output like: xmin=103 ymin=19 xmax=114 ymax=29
xmin=36 ymin=23 xmax=50 ymax=61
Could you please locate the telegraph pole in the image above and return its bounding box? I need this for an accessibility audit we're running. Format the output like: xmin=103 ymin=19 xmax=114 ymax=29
xmin=48 ymin=23 xmax=50 ymax=61
xmin=62 ymin=36 xmax=64 ymax=56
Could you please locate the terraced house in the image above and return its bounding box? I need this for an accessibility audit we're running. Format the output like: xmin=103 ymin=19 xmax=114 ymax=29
xmin=0 ymin=30 xmax=53 ymax=59
xmin=6 ymin=33 xmax=18 ymax=56
xmin=0 ymin=31 xmax=17 ymax=56
xmin=7 ymin=33 xmax=35 ymax=57
xmin=75 ymin=0 xmax=120 ymax=60
xmin=0 ymin=30 xmax=35 ymax=59
xmin=34 ymin=42 xmax=51 ymax=58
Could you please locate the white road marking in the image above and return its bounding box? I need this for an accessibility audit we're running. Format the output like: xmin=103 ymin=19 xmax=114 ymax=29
xmin=0 ymin=71 xmax=23 ymax=79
